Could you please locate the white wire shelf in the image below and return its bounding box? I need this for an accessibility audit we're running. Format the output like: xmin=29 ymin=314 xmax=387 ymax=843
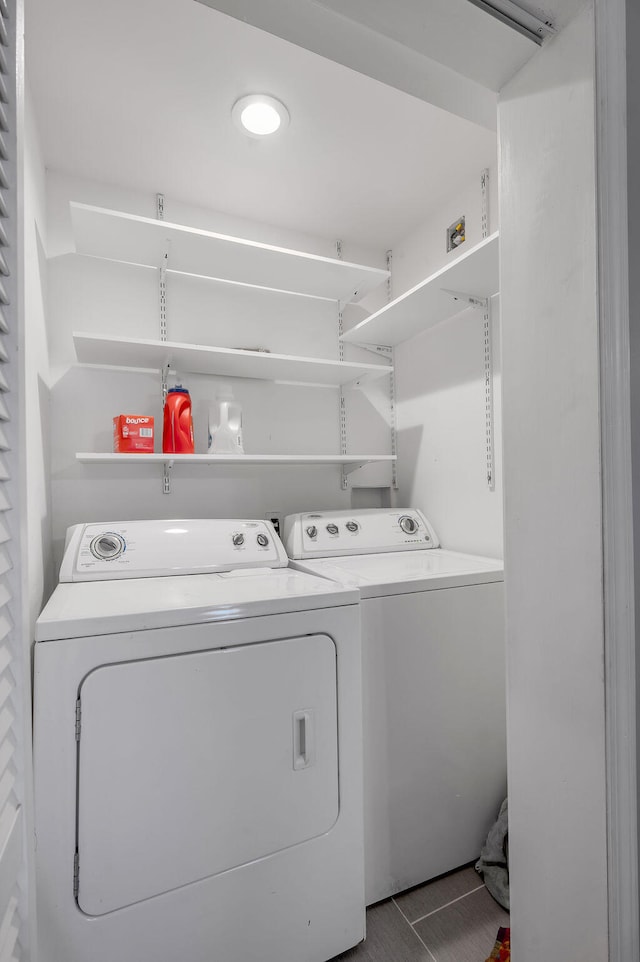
xmin=76 ymin=453 xmax=397 ymax=473
xmin=341 ymin=232 xmax=499 ymax=346
xmin=70 ymin=202 xmax=389 ymax=303
xmin=73 ymin=333 xmax=391 ymax=387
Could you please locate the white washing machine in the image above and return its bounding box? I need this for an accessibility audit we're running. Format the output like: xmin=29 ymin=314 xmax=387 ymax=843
xmin=284 ymin=508 xmax=506 ymax=906
xmin=34 ymin=519 xmax=365 ymax=962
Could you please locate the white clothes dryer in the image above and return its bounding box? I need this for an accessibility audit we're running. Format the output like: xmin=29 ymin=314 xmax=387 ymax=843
xmin=34 ymin=519 xmax=364 ymax=962
xmin=284 ymin=508 xmax=506 ymax=906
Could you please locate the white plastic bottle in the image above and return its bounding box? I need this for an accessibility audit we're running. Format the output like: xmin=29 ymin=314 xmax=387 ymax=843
xmin=208 ymin=387 xmax=244 ymax=454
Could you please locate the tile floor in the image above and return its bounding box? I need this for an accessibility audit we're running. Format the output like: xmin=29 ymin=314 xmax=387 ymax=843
xmin=332 ymin=865 xmax=510 ymax=962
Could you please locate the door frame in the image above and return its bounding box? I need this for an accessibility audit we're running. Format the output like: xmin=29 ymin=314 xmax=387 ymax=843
xmin=594 ymin=1 xmax=639 ymax=959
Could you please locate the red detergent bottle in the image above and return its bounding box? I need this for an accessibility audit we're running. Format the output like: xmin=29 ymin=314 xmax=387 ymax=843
xmin=162 ymin=385 xmax=195 ymax=454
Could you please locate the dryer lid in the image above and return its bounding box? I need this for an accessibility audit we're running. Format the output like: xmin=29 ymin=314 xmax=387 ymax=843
xmin=35 ymin=567 xmax=358 ymax=641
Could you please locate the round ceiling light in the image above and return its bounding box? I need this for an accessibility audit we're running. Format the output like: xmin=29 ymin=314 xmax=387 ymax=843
xmin=232 ymin=95 xmax=290 ymax=138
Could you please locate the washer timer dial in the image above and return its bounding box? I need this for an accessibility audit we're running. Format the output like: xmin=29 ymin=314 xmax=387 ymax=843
xmin=398 ymin=515 xmax=419 ymax=535
xmin=90 ymin=532 xmax=126 ymax=561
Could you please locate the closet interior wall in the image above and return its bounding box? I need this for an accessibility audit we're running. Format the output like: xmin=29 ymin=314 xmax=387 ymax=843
xmin=44 ymin=170 xmax=394 ymax=568
xmin=392 ymin=165 xmax=503 ymax=558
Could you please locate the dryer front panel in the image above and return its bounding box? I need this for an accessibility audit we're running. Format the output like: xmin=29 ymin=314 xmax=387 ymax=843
xmin=76 ymin=633 xmax=338 ymax=915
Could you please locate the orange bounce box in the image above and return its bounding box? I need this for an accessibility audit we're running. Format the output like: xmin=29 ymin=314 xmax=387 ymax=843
xmin=113 ymin=415 xmax=155 ymax=453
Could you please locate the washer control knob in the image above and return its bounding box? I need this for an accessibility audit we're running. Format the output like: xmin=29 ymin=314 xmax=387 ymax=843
xmin=232 ymin=533 xmax=245 ymax=546
xmin=345 ymin=521 xmax=359 ymax=533
xmin=306 ymin=525 xmax=318 ymax=539
xmin=326 ymin=523 xmax=339 ymax=535
xmin=399 ymin=515 xmax=419 ymax=535
xmin=90 ymin=532 xmax=125 ymax=561
xmin=256 ymin=533 xmax=269 ymax=547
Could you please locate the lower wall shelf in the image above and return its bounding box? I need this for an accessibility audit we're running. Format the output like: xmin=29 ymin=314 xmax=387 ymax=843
xmin=76 ymin=453 xmax=396 ymax=474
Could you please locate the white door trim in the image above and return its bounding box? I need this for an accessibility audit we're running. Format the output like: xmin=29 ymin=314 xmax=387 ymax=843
xmin=594 ymin=1 xmax=639 ymax=959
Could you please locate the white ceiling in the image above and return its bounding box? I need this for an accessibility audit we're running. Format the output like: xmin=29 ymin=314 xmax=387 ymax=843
xmin=210 ymin=0 xmax=538 ymax=92
xmin=26 ymin=0 xmax=504 ymax=248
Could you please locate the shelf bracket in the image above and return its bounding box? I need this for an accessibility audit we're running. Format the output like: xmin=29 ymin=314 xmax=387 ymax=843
xmin=342 ymin=368 xmax=392 ymax=393
xmin=337 ymin=291 xmax=363 ymax=313
xmin=342 ymin=461 xmax=369 ymax=477
xmin=442 ymin=289 xmax=488 ymax=310
xmin=344 ymin=341 xmax=393 ymax=361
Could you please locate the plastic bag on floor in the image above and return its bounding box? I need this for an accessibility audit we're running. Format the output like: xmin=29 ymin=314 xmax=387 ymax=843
xmin=476 ymin=797 xmax=509 ymax=910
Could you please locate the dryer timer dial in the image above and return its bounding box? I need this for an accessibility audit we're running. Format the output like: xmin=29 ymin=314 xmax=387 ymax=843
xmin=90 ymin=532 xmax=125 ymax=560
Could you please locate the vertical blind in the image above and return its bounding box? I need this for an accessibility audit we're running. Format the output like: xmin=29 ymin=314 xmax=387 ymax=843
xmin=0 ymin=0 xmax=27 ymax=960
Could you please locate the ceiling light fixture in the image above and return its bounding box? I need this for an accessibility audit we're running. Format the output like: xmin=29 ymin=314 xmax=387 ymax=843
xmin=232 ymin=94 xmax=290 ymax=137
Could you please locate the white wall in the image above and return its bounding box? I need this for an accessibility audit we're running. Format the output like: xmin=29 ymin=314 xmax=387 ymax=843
xmin=24 ymin=85 xmax=53 ymax=632
xmin=391 ymin=166 xmax=504 ymax=557
xmin=499 ymin=5 xmax=608 ymax=960
xmin=45 ymin=171 xmax=392 ymax=568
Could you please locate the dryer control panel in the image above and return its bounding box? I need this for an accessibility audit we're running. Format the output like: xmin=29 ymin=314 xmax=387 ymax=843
xmin=284 ymin=509 xmax=440 ymax=559
xmin=59 ymin=519 xmax=288 ymax=581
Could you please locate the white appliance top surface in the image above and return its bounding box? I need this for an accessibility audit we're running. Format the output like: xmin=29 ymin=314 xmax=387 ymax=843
xmin=36 ymin=567 xmax=358 ymax=642
xmin=37 ymin=518 xmax=358 ymax=641
xmin=291 ymin=549 xmax=503 ymax=598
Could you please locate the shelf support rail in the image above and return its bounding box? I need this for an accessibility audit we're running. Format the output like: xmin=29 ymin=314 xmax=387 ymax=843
xmin=157 ymin=192 xmax=172 ymax=494
xmin=481 ymin=167 xmax=490 ymax=241
xmin=336 ymin=240 xmax=350 ymax=490
xmin=483 ymin=299 xmax=495 ymax=490
xmin=387 ymin=250 xmax=398 ymax=490
xmin=444 ymin=289 xmax=495 ymax=490
xmin=480 ymin=167 xmax=496 ymax=489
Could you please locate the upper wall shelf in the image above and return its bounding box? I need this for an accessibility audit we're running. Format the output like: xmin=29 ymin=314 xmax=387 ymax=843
xmin=73 ymin=332 xmax=392 ymax=387
xmin=341 ymin=232 xmax=499 ymax=347
xmin=70 ymin=203 xmax=389 ymax=303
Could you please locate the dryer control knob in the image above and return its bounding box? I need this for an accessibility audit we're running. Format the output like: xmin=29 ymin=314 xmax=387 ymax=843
xmin=345 ymin=521 xmax=359 ymax=533
xmin=90 ymin=532 xmax=125 ymax=560
xmin=399 ymin=515 xmax=419 ymax=534
xmin=257 ymin=533 xmax=269 ymax=547
xmin=306 ymin=525 xmax=318 ymax=539
xmin=232 ymin=533 xmax=245 ymax=546
xmin=326 ymin=523 xmax=339 ymax=535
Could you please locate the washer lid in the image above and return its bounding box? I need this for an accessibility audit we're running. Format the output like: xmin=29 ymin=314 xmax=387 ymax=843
xmin=35 ymin=568 xmax=358 ymax=641
xmin=291 ymin=549 xmax=504 ymax=599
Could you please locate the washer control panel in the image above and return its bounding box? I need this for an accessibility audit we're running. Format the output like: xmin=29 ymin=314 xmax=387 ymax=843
xmin=284 ymin=509 xmax=440 ymax=559
xmin=60 ymin=519 xmax=288 ymax=582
